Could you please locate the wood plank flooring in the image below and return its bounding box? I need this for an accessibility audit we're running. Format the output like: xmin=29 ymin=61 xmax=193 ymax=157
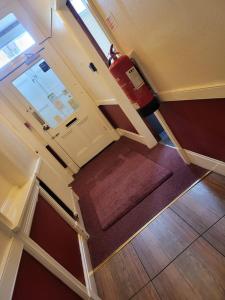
xmin=170 ymin=173 xmax=225 ymax=234
xmin=131 ymin=283 xmax=160 ymax=300
xmin=153 ymin=238 xmax=225 ymax=300
xmin=132 ymin=209 xmax=198 ymax=279
xmin=203 ymin=216 xmax=225 ymax=256
xmin=94 ymin=173 xmax=225 ymax=300
xmin=94 ymin=244 xmax=149 ymax=300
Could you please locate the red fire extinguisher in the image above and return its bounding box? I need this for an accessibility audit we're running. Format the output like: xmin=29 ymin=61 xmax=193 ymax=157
xmin=108 ymin=45 xmax=159 ymax=116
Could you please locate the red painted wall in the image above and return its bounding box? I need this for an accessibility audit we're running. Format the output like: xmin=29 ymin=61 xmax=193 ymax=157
xmin=13 ymin=251 xmax=82 ymax=300
xmin=30 ymin=195 xmax=85 ymax=284
xmin=99 ymin=104 xmax=138 ymax=134
xmin=160 ymin=99 xmax=225 ymax=162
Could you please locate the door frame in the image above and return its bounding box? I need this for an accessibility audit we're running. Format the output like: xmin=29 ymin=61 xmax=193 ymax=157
xmin=0 ymin=41 xmax=119 ymax=170
xmin=54 ymin=1 xmax=158 ymax=149
xmin=0 ymin=0 xmax=80 ymax=173
xmin=0 ymin=48 xmax=79 ymax=172
xmin=0 ymin=0 xmax=119 ymax=173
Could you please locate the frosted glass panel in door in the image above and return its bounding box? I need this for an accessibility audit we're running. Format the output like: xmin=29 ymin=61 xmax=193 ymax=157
xmin=12 ymin=59 xmax=79 ymax=128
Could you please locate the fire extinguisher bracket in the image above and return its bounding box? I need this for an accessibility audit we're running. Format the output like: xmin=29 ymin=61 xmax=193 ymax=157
xmin=137 ymin=96 xmax=160 ymax=118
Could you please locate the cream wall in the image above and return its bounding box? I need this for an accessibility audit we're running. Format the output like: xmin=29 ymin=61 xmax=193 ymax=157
xmin=94 ymin=0 xmax=225 ymax=100
xmin=0 ymin=0 xmax=157 ymax=180
xmin=0 ymin=92 xmax=74 ymax=180
xmin=17 ymin=0 xmax=157 ymax=148
xmin=0 ymin=93 xmax=77 ymax=211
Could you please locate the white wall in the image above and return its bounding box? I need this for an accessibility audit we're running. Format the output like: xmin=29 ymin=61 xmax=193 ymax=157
xmin=94 ymin=0 xmax=225 ymax=100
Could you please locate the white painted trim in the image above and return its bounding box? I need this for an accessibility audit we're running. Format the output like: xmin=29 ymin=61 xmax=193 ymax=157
xmin=78 ymin=235 xmax=101 ymax=300
xmin=0 ymin=158 xmax=41 ymax=232
xmin=10 ymin=180 xmax=100 ymax=300
xmin=0 ymin=55 xmax=80 ymax=175
xmin=0 ymin=237 xmax=24 ymax=300
xmin=116 ymin=128 xmax=146 ymax=145
xmin=71 ymin=190 xmax=87 ymax=231
xmin=118 ymin=101 xmax=158 ymax=149
xmin=0 ymin=95 xmax=75 ymax=183
xmin=21 ymin=235 xmax=90 ymax=300
xmin=39 ymin=188 xmax=89 ymax=239
xmin=51 ymin=0 xmax=67 ymax=10
xmin=0 ymin=222 xmax=12 ymax=238
xmin=55 ymin=6 xmax=157 ymax=150
xmin=20 ymin=184 xmax=89 ymax=239
xmin=185 ymin=150 xmax=225 ymax=176
xmin=95 ymin=98 xmax=119 ymax=106
xmin=19 ymin=180 xmax=40 ymax=236
xmin=87 ymin=0 xmax=122 ymax=55
xmin=154 ymin=110 xmax=190 ymax=164
xmin=159 ymin=83 xmax=225 ymax=101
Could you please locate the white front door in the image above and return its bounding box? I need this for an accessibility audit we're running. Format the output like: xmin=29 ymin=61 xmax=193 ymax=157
xmin=2 ymin=45 xmax=115 ymax=167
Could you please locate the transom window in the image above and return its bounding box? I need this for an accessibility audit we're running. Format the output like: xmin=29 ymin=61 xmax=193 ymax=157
xmin=67 ymin=0 xmax=112 ymax=64
xmin=0 ymin=13 xmax=35 ymax=69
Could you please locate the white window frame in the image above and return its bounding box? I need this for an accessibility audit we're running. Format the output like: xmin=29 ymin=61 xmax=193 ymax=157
xmin=0 ymin=0 xmax=45 ymax=80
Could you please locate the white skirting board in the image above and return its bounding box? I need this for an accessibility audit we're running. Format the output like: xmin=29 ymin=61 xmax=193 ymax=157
xmin=158 ymin=83 xmax=225 ymax=101
xmin=116 ymin=128 xmax=146 ymax=145
xmin=115 ymin=129 xmax=225 ymax=177
xmin=184 ymin=149 xmax=225 ymax=176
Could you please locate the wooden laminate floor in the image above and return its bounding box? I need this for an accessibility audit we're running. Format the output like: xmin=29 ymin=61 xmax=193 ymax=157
xmin=94 ymin=172 xmax=225 ymax=300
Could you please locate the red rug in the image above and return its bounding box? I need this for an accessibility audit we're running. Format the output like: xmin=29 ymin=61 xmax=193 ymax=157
xmin=72 ymin=137 xmax=206 ymax=267
xmin=91 ymin=151 xmax=172 ymax=230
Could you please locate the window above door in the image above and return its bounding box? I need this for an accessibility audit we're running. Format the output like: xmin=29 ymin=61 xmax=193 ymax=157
xmin=0 ymin=13 xmax=35 ymax=69
xmin=67 ymin=0 xmax=112 ymax=65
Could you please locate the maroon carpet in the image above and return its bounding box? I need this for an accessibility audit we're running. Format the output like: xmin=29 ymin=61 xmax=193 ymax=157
xmin=91 ymin=151 xmax=172 ymax=230
xmin=72 ymin=137 xmax=206 ymax=267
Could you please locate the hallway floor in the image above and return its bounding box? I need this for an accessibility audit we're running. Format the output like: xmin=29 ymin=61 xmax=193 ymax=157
xmin=72 ymin=137 xmax=205 ymax=267
xmin=94 ymin=172 xmax=225 ymax=300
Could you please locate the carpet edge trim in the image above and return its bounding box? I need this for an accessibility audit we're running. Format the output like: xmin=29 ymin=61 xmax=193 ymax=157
xmin=89 ymin=169 xmax=211 ymax=275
